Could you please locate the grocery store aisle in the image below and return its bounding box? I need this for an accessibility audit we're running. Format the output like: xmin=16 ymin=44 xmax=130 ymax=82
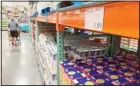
xmin=2 ymin=31 xmax=42 ymax=85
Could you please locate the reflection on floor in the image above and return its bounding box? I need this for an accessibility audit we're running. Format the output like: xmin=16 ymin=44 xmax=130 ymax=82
xmin=2 ymin=31 xmax=42 ymax=85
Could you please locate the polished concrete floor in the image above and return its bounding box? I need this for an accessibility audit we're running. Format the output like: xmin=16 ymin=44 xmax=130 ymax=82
xmin=2 ymin=31 xmax=42 ymax=85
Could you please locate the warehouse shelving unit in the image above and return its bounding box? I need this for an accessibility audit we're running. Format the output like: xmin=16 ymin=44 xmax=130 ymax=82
xmin=30 ymin=15 xmax=58 ymax=85
xmin=31 ymin=1 xmax=139 ymax=85
xmin=30 ymin=16 xmax=48 ymax=85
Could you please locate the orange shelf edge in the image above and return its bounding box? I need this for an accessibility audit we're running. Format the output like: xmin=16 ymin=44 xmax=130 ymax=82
xmin=36 ymin=16 xmax=47 ymax=22
xmin=58 ymin=2 xmax=139 ymax=39
xmin=30 ymin=16 xmax=47 ymax=22
xmin=47 ymin=12 xmax=57 ymax=24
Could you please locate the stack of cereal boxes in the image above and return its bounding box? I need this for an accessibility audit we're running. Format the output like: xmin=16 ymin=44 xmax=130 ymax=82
xmin=59 ymin=53 xmax=140 ymax=85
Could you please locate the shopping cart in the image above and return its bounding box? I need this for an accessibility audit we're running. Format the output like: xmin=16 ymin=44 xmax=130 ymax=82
xmin=8 ymin=30 xmax=21 ymax=45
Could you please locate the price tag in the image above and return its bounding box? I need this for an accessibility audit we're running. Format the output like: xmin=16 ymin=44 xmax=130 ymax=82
xmin=85 ymin=7 xmax=104 ymax=31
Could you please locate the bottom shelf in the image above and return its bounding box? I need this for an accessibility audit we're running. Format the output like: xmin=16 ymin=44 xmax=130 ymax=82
xmin=35 ymin=43 xmax=57 ymax=85
xmin=59 ymin=53 xmax=140 ymax=85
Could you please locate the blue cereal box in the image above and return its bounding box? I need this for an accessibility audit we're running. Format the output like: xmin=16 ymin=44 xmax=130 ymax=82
xmin=120 ymin=70 xmax=135 ymax=77
xmin=60 ymin=61 xmax=76 ymax=69
xmin=105 ymin=71 xmax=129 ymax=85
xmin=73 ymin=77 xmax=97 ymax=85
xmin=76 ymin=60 xmax=89 ymax=66
xmin=94 ymin=65 xmax=110 ymax=73
xmin=91 ymin=74 xmax=114 ymax=86
xmin=117 ymin=62 xmax=129 ymax=70
xmin=65 ymin=67 xmax=86 ymax=79
xmin=121 ymin=70 xmax=140 ymax=81
xmin=79 ymin=65 xmax=101 ymax=76
xmin=118 ymin=69 xmax=132 ymax=74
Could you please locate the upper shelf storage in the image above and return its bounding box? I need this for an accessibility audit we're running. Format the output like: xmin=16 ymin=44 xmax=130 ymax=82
xmin=58 ymin=2 xmax=139 ymax=39
xmin=34 ymin=2 xmax=139 ymax=39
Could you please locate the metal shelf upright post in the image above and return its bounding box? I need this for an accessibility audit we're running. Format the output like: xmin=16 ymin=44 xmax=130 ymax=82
xmin=56 ymin=12 xmax=64 ymax=85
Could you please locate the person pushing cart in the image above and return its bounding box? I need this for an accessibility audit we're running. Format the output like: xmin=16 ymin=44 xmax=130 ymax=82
xmin=8 ymin=18 xmax=21 ymax=45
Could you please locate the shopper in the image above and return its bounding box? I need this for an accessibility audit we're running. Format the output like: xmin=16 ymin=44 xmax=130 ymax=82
xmin=8 ymin=18 xmax=19 ymax=45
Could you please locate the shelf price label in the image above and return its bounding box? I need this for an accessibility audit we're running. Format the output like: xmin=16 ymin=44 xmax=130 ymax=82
xmin=85 ymin=7 xmax=104 ymax=31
